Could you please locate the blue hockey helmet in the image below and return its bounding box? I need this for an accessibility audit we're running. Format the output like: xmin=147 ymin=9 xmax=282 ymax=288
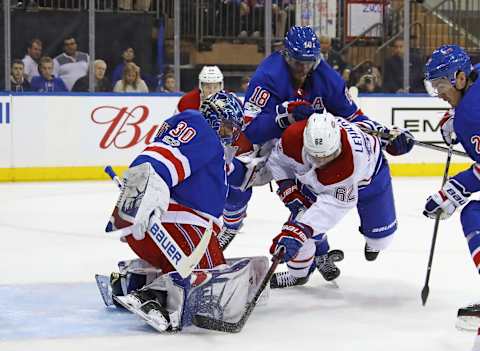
xmin=200 ymin=91 xmax=244 ymax=146
xmin=424 ymin=45 xmax=473 ymax=96
xmin=284 ymin=26 xmax=321 ymax=62
xmin=425 ymin=45 xmax=472 ymax=82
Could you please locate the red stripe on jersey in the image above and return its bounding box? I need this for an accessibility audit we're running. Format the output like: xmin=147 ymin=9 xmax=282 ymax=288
xmin=281 ymin=119 xmax=308 ymax=164
xmin=144 ymin=146 xmax=186 ymax=182
xmin=473 ymin=249 xmax=480 ymax=268
xmin=315 ymin=129 xmax=354 ymax=185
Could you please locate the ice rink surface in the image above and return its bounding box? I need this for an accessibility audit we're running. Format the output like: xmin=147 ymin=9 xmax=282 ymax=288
xmin=1 ymin=177 xmax=479 ymax=351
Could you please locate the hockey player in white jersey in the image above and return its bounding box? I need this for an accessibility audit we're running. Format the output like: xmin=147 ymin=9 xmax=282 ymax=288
xmin=267 ymin=111 xmax=414 ymax=288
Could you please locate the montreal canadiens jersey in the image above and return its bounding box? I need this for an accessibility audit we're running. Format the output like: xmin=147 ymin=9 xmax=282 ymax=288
xmin=130 ymin=110 xmax=227 ymax=218
xmin=177 ymin=88 xmax=201 ymax=112
xmin=243 ymin=51 xmax=359 ymax=144
xmin=267 ymin=118 xmax=381 ymax=235
xmin=451 ymin=79 xmax=480 ymax=193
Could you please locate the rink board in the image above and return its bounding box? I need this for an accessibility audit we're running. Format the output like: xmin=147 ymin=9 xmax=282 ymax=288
xmin=0 ymin=93 xmax=470 ymax=181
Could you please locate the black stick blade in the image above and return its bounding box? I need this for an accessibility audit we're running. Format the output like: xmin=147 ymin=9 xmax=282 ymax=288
xmin=421 ymin=285 xmax=430 ymax=306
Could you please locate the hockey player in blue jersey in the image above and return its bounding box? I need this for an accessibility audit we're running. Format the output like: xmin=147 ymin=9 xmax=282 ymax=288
xmin=221 ymin=26 xmax=414 ymax=281
xmin=100 ymin=91 xmax=271 ymax=332
xmin=423 ymin=44 xmax=480 ymax=329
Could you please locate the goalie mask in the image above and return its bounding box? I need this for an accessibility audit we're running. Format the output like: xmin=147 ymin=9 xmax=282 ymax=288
xmin=303 ymin=112 xmax=341 ymax=167
xmin=200 ymin=91 xmax=244 ymax=151
xmin=199 ymin=66 xmax=224 ymax=100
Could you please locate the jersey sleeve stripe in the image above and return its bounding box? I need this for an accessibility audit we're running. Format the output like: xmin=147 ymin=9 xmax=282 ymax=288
xmin=132 ymin=154 xmax=174 ymax=187
xmin=143 ymin=145 xmax=191 ymax=185
xmin=473 ymin=163 xmax=480 ymax=181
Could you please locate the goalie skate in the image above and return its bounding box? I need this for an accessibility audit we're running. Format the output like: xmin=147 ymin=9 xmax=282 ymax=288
xmin=113 ymin=290 xmax=176 ymax=333
xmin=456 ymin=304 xmax=480 ymax=331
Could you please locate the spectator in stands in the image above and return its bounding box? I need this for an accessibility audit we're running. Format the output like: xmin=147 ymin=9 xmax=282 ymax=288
xmin=31 ymin=56 xmax=68 ymax=92
xmin=319 ymin=36 xmax=346 ymax=75
xmin=383 ymin=38 xmax=425 ymax=93
xmin=113 ymin=62 xmax=149 ymax=93
xmin=72 ymin=59 xmax=112 ymax=92
xmin=53 ymin=36 xmax=89 ymax=91
xmin=22 ymin=38 xmax=42 ymax=83
xmin=158 ymin=73 xmax=180 ymax=93
xmin=240 ymin=75 xmax=250 ymax=93
xmin=10 ymin=59 xmax=31 ymax=92
xmin=355 ymin=65 xmax=382 ymax=93
xmin=111 ymin=46 xmax=136 ymax=85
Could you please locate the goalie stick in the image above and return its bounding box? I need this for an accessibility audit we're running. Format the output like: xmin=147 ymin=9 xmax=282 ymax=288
xmin=357 ymin=125 xmax=469 ymax=158
xmin=191 ymin=247 xmax=285 ymax=333
xmin=104 ymin=165 xmax=212 ymax=279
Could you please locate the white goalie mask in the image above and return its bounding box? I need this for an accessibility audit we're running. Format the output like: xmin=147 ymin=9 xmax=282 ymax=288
xmin=303 ymin=112 xmax=341 ymax=166
xmin=199 ymin=66 xmax=224 ymax=99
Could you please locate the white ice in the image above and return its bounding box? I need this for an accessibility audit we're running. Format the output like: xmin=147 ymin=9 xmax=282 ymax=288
xmin=1 ymin=177 xmax=479 ymax=351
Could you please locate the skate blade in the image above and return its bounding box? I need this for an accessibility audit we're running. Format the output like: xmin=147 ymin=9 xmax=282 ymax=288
xmin=113 ymin=295 xmax=170 ymax=333
xmin=95 ymin=274 xmax=114 ymax=307
xmin=455 ymin=316 xmax=480 ymax=331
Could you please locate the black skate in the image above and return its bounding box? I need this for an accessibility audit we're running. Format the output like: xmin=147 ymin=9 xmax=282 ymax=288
xmin=456 ymin=304 xmax=480 ymax=331
xmin=315 ymin=249 xmax=344 ymax=281
xmin=364 ymin=243 xmax=380 ymax=261
xmin=217 ymin=228 xmax=239 ymax=251
xmin=270 ymin=271 xmax=310 ymax=289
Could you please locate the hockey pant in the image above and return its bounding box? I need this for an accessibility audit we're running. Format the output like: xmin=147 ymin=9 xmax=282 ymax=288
xmin=125 ymin=203 xmax=225 ymax=273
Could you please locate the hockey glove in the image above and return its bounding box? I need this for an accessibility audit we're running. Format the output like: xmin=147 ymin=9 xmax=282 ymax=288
xmin=423 ymin=179 xmax=470 ymax=219
xmin=270 ymin=221 xmax=313 ymax=263
xmin=275 ymin=100 xmax=314 ymax=129
xmin=385 ymin=127 xmax=415 ymax=156
xmin=277 ymin=179 xmax=312 ymax=220
xmin=439 ymin=109 xmax=458 ymax=146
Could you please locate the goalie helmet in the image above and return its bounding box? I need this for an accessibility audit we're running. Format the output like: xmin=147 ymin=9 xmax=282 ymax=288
xmin=198 ymin=65 xmax=224 ymax=90
xmin=303 ymin=112 xmax=341 ymax=159
xmin=284 ymin=26 xmax=320 ymax=62
xmin=200 ymin=91 xmax=244 ymax=146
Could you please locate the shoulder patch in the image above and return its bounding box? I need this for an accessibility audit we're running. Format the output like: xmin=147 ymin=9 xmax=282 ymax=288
xmin=281 ymin=120 xmax=308 ymax=163
xmin=315 ymin=129 xmax=354 ymax=185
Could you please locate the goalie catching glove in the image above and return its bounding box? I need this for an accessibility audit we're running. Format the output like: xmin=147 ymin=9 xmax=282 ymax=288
xmin=275 ymin=100 xmax=314 ymax=129
xmin=270 ymin=221 xmax=313 ymax=262
xmin=423 ymin=178 xmax=470 ymax=220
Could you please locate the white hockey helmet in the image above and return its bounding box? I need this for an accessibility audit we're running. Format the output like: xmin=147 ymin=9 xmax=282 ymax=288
xmin=198 ymin=65 xmax=224 ymax=89
xmin=303 ymin=112 xmax=341 ymax=159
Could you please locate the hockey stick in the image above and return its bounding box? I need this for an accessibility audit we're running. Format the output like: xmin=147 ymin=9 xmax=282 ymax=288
xmin=421 ymin=144 xmax=454 ymax=306
xmin=104 ymin=165 xmax=213 ymax=279
xmin=358 ymin=126 xmax=469 ymax=158
xmin=191 ymin=246 xmax=285 ymax=333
